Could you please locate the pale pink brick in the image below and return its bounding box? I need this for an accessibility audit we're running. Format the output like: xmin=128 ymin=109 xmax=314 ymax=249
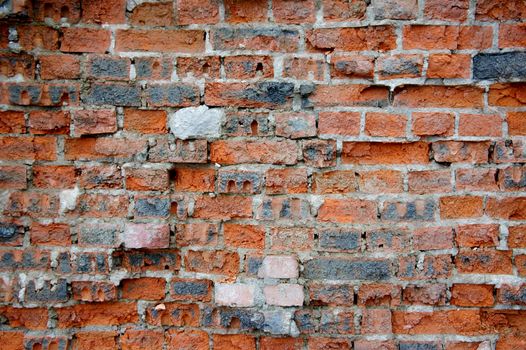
xmin=123 ymin=223 xmax=170 ymax=249
xmin=258 ymin=255 xmax=299 ymax=279
xmin=215 ymin=283 xmax=256 ymax=307
xmin=264 ymin=284 xmax=304 ymax=306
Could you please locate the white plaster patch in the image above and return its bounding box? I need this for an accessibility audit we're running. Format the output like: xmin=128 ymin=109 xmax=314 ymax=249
xmin=168 ymin=105 xmax=223 ymax=140
xmin=59 ymin=186 xmax=80 ymax=213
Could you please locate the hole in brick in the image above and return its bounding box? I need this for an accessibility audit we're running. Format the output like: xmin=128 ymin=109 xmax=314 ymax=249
xmin=20 ymin=90 xmax=30 ymax=104
xmin=60 ymin=6 xmax=70 ymax=19
xmin=96 ymin=288 xmax=105 ymax=301
xmin=49 ymin=341 xmax=59 ymax=350
xmin=60 ymin=92 xmax=70 ymax=105
xmin=227 ymin=180 xmax=236 ymax=192
xmin=250 ymin=120 xmax=258 ymax=135
xmin=230 ymin=317 xmax=241 ymax=329
xmin=153 ymin=61 xmax=160 ymax=69
xmin=256 ymin=62 xmax=264 ymax=72
xmin=171 ymin=202 xmax=178 ymax=215
xmin=32 ymin=344 xmax=43 ymax=350
xmin=242 ymin=180 xmax=252 ymax=192
xmin=44 ymin=3 xmax=53 ymax=18
xmin=80 ymin=286 xmax=90 ymax=300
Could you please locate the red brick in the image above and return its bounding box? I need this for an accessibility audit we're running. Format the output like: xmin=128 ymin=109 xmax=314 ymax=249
xmin=312 ymin=170 xmax=357 ymax=194
xmin=318 ymin=112 xmax=360 ymax=136
xmin=508 ymin=112 xmax=526 ymax=136
xmin=0 ymin=166 xmax=26 ymax=189
xmin=123 ymin=109 xmax=167 ymax=134
xmin=184 ymin=250 xmax=239 ymax=276
xmin=361 ymin=308 xmax=392 ymax=334
xmin=459 ymin=114 xmax=502 ymax=137
xmin=260 ymin=337 xmax=303 ymax=350
xmin=40 ymin=54 xmax=81 ymax=80
xmin=123 ymin=223 xmax=169 ymax=249
xmin=456 ymin=168 xmax=498 ymax=191
xmin=214 ymin=334 xmax=256 ymax=350
xmin=365 ymin=112 xmax=407 ymax=137
xmin=73 ymin=331 xmax=118 ymax=350
xmin=223 ymin=0 xmax=267 ymax=22
xmin=0 ymin=331 xmax=24 ymax=350
xmin=72 ymin=109 xmax=117 ymax=136
xmin=81 ymin=0 xmax=125 ymax=23
xmin=358 ymin=170 xmax=403 ymax=193
xmin=376 ymin=54 xmax=423 ymax=79
xmin=146 ymin=302 xmax=200 ymax=326
xmin=331 ymin=54 xmax=374 ymax=79
xmin=306 ymin=84 xmax=389 ymax=107
xmin=32 ymin=0 xmax=81 ymax=23
xmin=451 ymin=284 xmax=494 ymax=306
xmin=65 ymin=138 xmax=146 ymax=161
xmin=307 ymin=26 xmax=396 ymax=52
xmin=129 ymin=2 xmax=174 ymax=26
xmin=29 ymin=110 xmax=69 ymax=135
xmin=116 ymin=29 xmax=205 ymax=53
xmin=121 ymin=329 xmax=164 ymax=350
xmin=432 ymin=141 xmax=490 ymax=164
xmin=0 ymin=306 xmax=48 ymax=329
xmin=121 ymin=277 xmax=166 ymax=301
xmin=308 ymin=337 xmax=351 ymax=350
xmin=342 ymin=142 xmax=429 ymax=164
xmin=354 ymin=340 xmax=396 ymax=350
xmin=57 ymin=302 xmax=138 ymax=327
xmin=318 ymin=198 xmax=377 ymax=223
xmin=394 ymin=85 xmax=484 ymax=108
xmin=323 ymin=0 xmax=367 ymax=21
xmin=0 ymin=53 xmax=34 ymax=79
xmin=486 ymin=197 xmax=526 ymax=220
xmin=125 ymin=167 xmax=169 ymax=191
xmin=72 ymin=281 xmax=116 ymax=302
xmin=166 ymin=330 xmax=209 ymax=350
xmin=284 ymin=57 xmax=326 ymax=80
xmin=440 ymin=196 xmax=484 ymax=219
xmin=413 ymin=227 xmax=454 ymax=250
xmin=425 ymin=0 xmax=469 ymax=20
xmin=403 ymin=284 xmax=447 ymax=306
xmin=0 ymin=111 xmax=25 ymax=134
xmin=412 ymin=112 xmax=454 ymax=137
xmin=273 ymin=0 xmax=316 ymax=23
xmin=212 ymin=28 xmax=300 ymax=52
xmin=497 ymin=336 xmax=526 ymax=350
xmin=500 ymin=24 xmax=526 ymax=48
xmin=266 ymin=168 xmax=308 ymax=194
xmin=176 ymin=223 xmax=218 ymax=247
xmin=456 ymin=249 xmax=513 ymax=274
xmin=173 ymin=167 xmax=215 ymax=192
xmin=192 ymin=195 xmax=252 ymax=220
xmin=270 ymin=227 xmax=314 ymax=251
xmin=224 ymin=224 xmax=264 ymax=249
xmin=205 ymin=82 xmax=294 ymax=109
xmin=489 ymin=83 xmax=526 ymax=106
xmin=476 ymin=0 xmax=526 ymax=21
xmin=17 ymin=25 xmax=59 ymax=50
xmin=79 ymin=165 xmax=122 ymax=189
xmin=275 ymin=112 xmax=316 ymax=138
xmin=403 ymin=25 xmax=460 ymax=49
xmin=508 ymin=225 xmax=526 ymax=248
xmin=211 ymin=139 xmax=298 ymax=165
xmin=0 ymin=136 xmax=56 ymax=160
xmin=176 ymin=0 xmax=219 ymax=24
xmin=458 ymin=26 xmax=493 ymax=49
xmin=177 ymin=56 xmax=221 ymax=79
xmin=224 ymin=55 xmax=273 ymax=79
xmin=392 ymin=310 xmax=485 ymax=335
xmin=427 ymin=54 xmax=471 ymax=78
xmin=33 ymin=165 xmax=76 ymax=189
xmin=30 ymin=223 xmax=70 ymax=246
xmin=61 ymin=28 xmax=110 ymax=53
xmin=456 ymin=224 xmax=500 ymax=248
xmin=408 ymin=170 xmax=451 ymax=194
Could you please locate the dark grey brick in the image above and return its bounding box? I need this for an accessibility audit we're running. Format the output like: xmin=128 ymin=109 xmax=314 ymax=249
xmin=84 ymin=83 xmax=141 ymax=106
xmin=303 ymin=258 xmax=391 ymax=280
xmin=89 ymin=56 xmax=129 ymax=79
xmin=399 ymin=343 xmax=439 ymax=350
xmin=135 ymin=197 xmax=170 ymax=218
xmin=25 ymin=278 xmax=69 ymax=303
xmin=474 ymin=52 xmax=526 ymax=80
xmin=318 ymin=230 xmax=360 ymax=251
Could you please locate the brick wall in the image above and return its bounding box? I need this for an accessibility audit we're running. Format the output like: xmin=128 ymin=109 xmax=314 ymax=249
xmin=0 ymin=0 xmax=525 ymax=349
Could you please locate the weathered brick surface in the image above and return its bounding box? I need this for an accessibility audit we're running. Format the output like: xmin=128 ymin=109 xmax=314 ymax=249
xmin=0 ymin=0 xmax=525 ymax=347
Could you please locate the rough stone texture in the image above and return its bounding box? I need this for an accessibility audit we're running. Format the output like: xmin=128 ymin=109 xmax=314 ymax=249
xmin=0 ymin=0 xmax=525 ymax=347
